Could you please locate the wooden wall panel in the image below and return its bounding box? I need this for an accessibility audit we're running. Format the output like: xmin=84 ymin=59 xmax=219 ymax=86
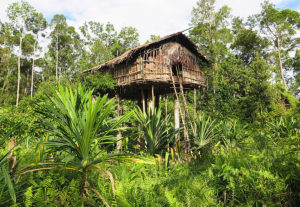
xmin=113 ymin=42 xmax=205 ymax=87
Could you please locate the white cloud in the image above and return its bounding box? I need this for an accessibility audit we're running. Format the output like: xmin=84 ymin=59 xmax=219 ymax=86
xmin=0 ymin=0 xmax=296 ymax=43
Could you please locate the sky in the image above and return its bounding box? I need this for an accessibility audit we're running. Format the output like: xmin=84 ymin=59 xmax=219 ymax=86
xmin=0 ymin=0 xmax=299 ymax=43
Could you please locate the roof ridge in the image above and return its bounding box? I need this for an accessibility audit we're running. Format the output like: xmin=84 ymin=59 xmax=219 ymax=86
xmin=84 ymin=32 xmax=207 ymax=73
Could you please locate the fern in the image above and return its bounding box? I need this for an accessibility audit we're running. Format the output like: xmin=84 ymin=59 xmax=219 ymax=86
xmin=24 ymin=186 xmax=33 ymax=207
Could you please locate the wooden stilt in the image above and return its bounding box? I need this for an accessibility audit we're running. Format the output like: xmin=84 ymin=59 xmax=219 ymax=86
xmin=165 ymin=94 xmax=169 ymax=151
xmin=146 ymin=89 xmax=152 ymax=113
xmin=147 ymin=86 xmax=155 ymax=112
xmin=182 ymin=101 xmax=189 ymax=153
xmin=151 ymin=85 xmax=155 ymax=111
xmin=165 ymin=94 xmax=169 ymax=126
xmin=174 ymin=98 xmax=180 ymax=142
xmin=141 ymin=89 xmax=145 ymax=113
xmin=194 ymin=88 xmax=197 ymax=120
xmin=155 ymin=93 xmax=160 ymax=109
xmin=137 ymin=122 xmax=141 ymax=151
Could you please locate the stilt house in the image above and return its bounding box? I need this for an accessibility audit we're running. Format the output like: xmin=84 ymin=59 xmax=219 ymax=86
xmin=84 ymin=32 xmax=207 ymax=105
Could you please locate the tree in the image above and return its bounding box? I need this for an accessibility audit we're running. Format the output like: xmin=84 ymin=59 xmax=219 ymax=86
xmin=0 ymin=22 xmax=15 ymax=98
xmin=292 ymin=50 xmax=300 ymax=96
xmin=190 ymin=0 xmax=232 ymax=93
xmin=6 ymin=0 xmax=41 ymax=106
xmin=49 ymin=14 xmax=67 ymax=81
xmin=29 ymin=12 xmax=47 ymax=97
xmin=78 ymin=21 xmax=114 ymax=71
xmin=48 ymin=14 xmax=81 ymax=81
xmin=116 ymin=26 xmax=139 ymax=54
xmin=258 ymin=1 xmax=300 ymax=89
xmin=149 ymin=35 xmax=161 ymax=42
xmin=219 ymin=54 xmax=274 ymax=121
xmin=78 ymin=21 xmax=139 ymax=71
xmin=231 ymin=17 xmax=270 ymax=65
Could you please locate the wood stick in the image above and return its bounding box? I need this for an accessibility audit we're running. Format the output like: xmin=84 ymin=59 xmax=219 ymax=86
xmin=141 ymin=89 xmax=145 ymax=113
xmin=169 ymin=65 xmax=186 ymax=145
xmin=90 ymin=188 xmax=110 ymax=207
xmin=194 ymin=88 xmax=197 ymax=121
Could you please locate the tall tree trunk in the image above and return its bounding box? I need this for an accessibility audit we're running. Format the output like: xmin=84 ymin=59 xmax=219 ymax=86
xmin=24 ymin=70 xmax=29 ymax=95
xmin=31 ymin=41 xmax=37 ymax=98
xmin=55 ymin=34 xmax=59 ymax=82
xmin=276 ymin=37 xmax=287 ymax=89
xmin=16 ymin=35 xmax=23 ymax=107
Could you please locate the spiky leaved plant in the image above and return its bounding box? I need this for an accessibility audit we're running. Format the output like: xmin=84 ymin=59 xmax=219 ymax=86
xmin=135 ymin=107 xmax=177 ymax=156
xmin=15 ymin=84 xmax=132 ymax=205
xmin=0 ymin=116 xmax=20 ymax=203
xmin=218 ymin=120 xmax=245 ymax=150
xmin=190 ymin=112 xmax=218 ymax=153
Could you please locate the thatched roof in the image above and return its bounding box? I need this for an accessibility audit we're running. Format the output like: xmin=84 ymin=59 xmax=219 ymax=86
xmin=84 ymin=32 xmax=207 ymax=73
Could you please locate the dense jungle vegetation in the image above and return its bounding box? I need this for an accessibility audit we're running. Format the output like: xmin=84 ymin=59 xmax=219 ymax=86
xmin=0 ymin=0 xmax=300 ymax=206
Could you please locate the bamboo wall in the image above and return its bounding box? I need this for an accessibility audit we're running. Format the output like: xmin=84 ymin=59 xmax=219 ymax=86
xmin=113 ymin=42 xmax=205 ymax=87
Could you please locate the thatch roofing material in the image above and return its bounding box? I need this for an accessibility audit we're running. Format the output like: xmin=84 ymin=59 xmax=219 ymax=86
xmin=84 ymin=32 xmax=207 ymax=73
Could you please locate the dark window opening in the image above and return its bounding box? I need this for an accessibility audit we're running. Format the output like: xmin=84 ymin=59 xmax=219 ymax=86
xmin=172 ymin=62 xmax=182 ymax=77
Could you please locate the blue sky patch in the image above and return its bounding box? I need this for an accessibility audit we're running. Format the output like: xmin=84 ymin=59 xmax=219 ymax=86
xmin=44 ymin=10 xmax=76 ymax=22
xmin=278 ymin=0 xmax=300 ymax=10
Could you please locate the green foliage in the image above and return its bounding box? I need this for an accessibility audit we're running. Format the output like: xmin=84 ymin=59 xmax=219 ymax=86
xmin=218 ymin=120 xmax=245 ymax=149
xmin=267 ymin=116 xmax=299 ymax=138
xmin=47 ymin=14 xmax=82 ymax=78
xmin=36 ymin=84 xmax=132 ymax=170
xmin=0 ymin=0 xmax=299 ymax=206
xmin=111 ymin=161 xmax=216 ymax=207
xmin=1 ymin=166 xmax=16 ymax=203
xmin=76 ymin=73 xmax=116 ymax=96
xmin=134 ymin=107 xmax=177 ymax=156
xmin=0 ymin=115 xmax=21 ymax=203
xmin=209 ymin=148 xmax=288 ymax=206
xmin=24 ymin=186 xmax=33 ymax=207
xmin=190 ymin=112 xmax=218 ymax=151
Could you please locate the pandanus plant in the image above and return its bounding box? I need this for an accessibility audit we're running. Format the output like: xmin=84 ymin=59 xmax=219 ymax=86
xmin=190 ymin=112 xmax=218 ymax=153
xmin=134 ymin=107 xmax=177 ymax=156
xmin=0 ymin=116 xmax=20 ymax=203
xmin=15 ymin=84 xmax=132 ymax=205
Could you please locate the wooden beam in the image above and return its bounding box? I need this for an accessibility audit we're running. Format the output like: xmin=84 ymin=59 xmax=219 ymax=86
xmin=194 ymin=88 xmax=197 ymax=121
xmin=151 ymin=85 xmax=155 ymax=111
xmin=174 ymin=98 xmax=180 ymax=142
xmin=141 ymin=89 xmax=145 ymax=113
xmin=165 ymin=94 xmax=169 ymax=134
